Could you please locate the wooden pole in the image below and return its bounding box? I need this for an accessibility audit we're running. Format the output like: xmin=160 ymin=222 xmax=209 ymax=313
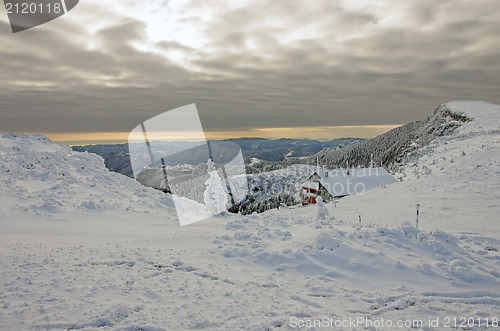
xmin=416 ymin=204 xmax=420 ymax=229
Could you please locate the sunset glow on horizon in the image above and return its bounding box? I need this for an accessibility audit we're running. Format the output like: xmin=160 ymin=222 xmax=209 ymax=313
xmin=42 ymin=124 xmax=401 ymax=145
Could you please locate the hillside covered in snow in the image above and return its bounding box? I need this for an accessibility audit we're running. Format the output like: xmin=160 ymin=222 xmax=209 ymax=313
xmin=248 ymin=101 xmax=474 ymax=174
xmin=0 ymin=101 xmax=499 ymax=330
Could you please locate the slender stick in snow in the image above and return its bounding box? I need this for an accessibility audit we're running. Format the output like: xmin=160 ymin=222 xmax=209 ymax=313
xmin=416 ymin=204 xmax=420 ymax=229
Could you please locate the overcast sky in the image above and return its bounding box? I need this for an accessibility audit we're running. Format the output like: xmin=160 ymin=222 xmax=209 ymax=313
xmin=1 ymin=0 xmax=499 ymax=142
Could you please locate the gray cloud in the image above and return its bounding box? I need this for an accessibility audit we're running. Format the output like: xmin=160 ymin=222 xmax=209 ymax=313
xmin=0 ymin=0 xmax=499 ymax=136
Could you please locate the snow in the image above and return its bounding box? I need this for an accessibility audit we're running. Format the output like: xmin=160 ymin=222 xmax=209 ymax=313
xmin=447 ymin=100 xmax=500 ymax=134
xmin=317 ymin=167 xmax=397 ymax=197
xmin=335 ymin=101 xmax=500 ymax=236
xmin=1 ymin=101 xmax=500 ymax=329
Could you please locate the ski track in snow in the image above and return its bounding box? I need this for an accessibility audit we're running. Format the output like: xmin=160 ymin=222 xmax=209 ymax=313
xmin=0 ymin=101 xmax=500 ymax=330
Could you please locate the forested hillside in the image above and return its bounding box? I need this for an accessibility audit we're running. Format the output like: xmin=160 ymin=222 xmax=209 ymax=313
xmin=247 ymin=103 xmax=470 ymax=174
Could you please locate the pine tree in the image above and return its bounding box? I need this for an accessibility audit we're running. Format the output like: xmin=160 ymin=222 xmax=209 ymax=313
xmin=204 ymin=159 xmax=228 ymax=215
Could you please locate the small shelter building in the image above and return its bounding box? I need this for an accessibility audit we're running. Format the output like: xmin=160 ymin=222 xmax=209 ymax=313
xmin=300 ymin=165 xmax=397 ymax=205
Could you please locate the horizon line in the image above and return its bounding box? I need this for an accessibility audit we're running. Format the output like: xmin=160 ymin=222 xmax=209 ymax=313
xmin=32 ymin=124 xmax=401 ymax=145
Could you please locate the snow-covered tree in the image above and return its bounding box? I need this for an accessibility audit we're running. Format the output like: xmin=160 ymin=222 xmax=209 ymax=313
xmin=204 ymin=159 xmax=228 ymax=215
xmin=316 ymin=196 xmax=329 ymax=225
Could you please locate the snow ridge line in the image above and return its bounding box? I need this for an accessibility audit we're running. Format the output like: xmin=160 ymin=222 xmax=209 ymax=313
xmin=421 ymin=291 xmax=500 ymax=299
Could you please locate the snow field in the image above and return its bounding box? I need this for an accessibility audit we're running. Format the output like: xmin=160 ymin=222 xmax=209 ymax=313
xmin=1 ymin=209 xmax=499 ymax=329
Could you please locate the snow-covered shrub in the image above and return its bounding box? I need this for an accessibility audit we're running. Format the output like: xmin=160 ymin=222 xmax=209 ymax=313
xmin=316 ymin=196 xmax=330 ymax=223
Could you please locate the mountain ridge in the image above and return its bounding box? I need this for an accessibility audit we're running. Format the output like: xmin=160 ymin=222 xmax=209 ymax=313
xmin=247 ymin=101 xmax=475 ymax=174
xmin=72 ymin=137 xmax=363 ymax=177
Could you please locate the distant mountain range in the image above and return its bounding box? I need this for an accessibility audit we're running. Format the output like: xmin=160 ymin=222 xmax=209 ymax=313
xmin=246 ymin=103 xmax=470 ymax=174
xmin=71 ymin=137 xmax=363 ymax=176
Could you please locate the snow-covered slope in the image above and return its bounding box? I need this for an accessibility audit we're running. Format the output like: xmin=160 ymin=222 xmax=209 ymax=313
xmin=0 ymin=101 xmax=499 ymax=330
xmin=0 ymin=133 xmax=175 ymax=238
xmin=335 ymin=101 xmax=500 ymax=235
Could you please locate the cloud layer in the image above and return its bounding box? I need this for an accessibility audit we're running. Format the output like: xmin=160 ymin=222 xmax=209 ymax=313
xmin=1 ymin=0 xmax=499 ymax=136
